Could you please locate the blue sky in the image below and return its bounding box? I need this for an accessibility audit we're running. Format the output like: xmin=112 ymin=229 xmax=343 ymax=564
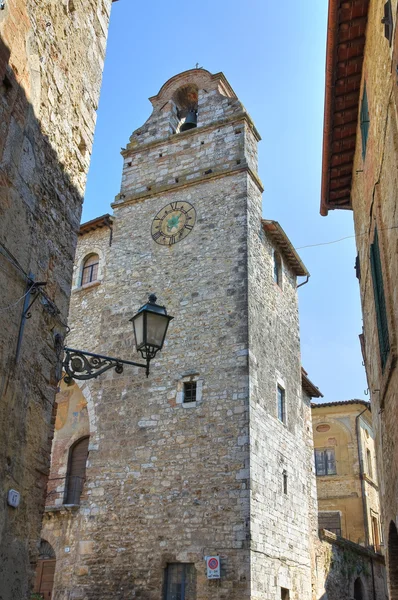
xmin=83 ymin=0 xmax=367 ymax=402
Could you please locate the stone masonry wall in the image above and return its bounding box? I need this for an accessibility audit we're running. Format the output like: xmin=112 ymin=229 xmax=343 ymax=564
xmin=348 ymin=0 xmax=398 ymax=590
xmin=41 ymin=68 xmax=318 ymax=600
xmin=246 ymin=176 xmax=316 ymax=599
xmin=0 ymin=1 xmax=114 ymax=598
xmin=314 ymin=532 xmax=387 ymax=600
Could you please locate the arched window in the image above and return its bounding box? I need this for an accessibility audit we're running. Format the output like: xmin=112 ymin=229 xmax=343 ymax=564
xmin=65 ymin=436 xmax=89 ymax=505
xmin=81 ymin=254 xmax=99 ymax=286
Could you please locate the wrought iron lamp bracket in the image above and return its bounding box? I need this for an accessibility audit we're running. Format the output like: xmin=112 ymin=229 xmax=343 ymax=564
xmin=63 ymin=347 xmax=149 ymax=384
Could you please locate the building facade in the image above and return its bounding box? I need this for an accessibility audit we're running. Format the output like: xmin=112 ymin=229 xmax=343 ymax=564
xmin=0 ymin=1 xmax=117 ymax=598
xmin=40 ymin=68 xmax=319 ymax=600
xmin=312 ymin=400 xmax=382 ymax=549
xmin=321 ymin=0 xmax=398 ymax=597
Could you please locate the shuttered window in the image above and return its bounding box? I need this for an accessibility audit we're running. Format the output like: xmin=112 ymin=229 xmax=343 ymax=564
xmin=360 ymin=85 xmax=370 ymax=159
xmin=315 ymin=448 xmax=336 ymax=476
xmin=319 ymin=511 xmax=342 ymax=536
xmin=164 ymin=564 xmax=196 ymax=600
xmin=65 ymin=436 xmax=89 ymax=505
xmin=370 ymin=228 xmax=390 ymax=370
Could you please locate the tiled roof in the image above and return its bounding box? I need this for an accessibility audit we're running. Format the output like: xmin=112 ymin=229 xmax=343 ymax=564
xmin=262 ymin=220 xmax=309 ymax=277
xmin=79 ymin=214 xmax=113 ymax=235
xmin=320 ymin=0 xmax=370 ymax=216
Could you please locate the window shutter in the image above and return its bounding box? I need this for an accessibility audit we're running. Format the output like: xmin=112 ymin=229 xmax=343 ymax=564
xmin=370 ymin=229 xmax=390 ymax=370
xmin=382 ymin=1 xmax=393 ymax=46
xmin=65 ymin=436 xmax=89 ymax=504
xmin=315 ymin=450 xmax=326 ymax=476
xmin=360 ymin=86 xmax=370 ymax=159
xmin=326 ymin=449 xmax=336 ymax=475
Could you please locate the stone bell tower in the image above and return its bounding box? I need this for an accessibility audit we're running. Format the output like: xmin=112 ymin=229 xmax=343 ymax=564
xmin=42 ymin=69 xmax=316 ymax=600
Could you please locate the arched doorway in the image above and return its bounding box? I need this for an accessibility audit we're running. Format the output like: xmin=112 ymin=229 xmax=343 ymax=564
xmin=33 ymin=540 xmax=56 ymax=599
xmin=353 ymin=577 xmax=366 ymax=600
xmin=389 ymin=521 xmax=398 ymax=599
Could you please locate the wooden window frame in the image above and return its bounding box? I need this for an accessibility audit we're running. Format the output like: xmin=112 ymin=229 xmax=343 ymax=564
xmin=314 ymin=448 xmax=337 ymax=476
xmin=81 ymin=254 xmax=99 ymax=286
xmin=64 ymin=436 xmax=90 ymax=505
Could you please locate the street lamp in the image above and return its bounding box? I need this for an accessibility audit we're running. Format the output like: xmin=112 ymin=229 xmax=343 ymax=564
xmin=63 ymin=294 xmax=173 ymax=383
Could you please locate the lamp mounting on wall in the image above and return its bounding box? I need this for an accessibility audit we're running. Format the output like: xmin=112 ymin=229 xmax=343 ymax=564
xmin=63 ymin=294 xmax=173 ymax=383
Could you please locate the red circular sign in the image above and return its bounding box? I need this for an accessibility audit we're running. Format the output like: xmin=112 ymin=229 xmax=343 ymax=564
xmin=208 ymin=558 xmax=219 ymax=570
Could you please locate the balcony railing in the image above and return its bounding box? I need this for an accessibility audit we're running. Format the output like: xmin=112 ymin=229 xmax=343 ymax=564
xmin=45 ymin=476 xmax=85 ymax=507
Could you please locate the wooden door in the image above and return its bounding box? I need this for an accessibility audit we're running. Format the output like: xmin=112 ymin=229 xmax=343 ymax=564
xmin=34 ymin=559 xmax=56 ymax=599
xmin=66 ymin=436 xmax=89 ymax=504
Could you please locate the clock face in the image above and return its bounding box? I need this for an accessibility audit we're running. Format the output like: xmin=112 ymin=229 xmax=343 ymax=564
xmin=151 ymin=201 xmax=196 ymax=246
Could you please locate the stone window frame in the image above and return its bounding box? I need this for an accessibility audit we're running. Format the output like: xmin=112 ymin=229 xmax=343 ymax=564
xmin=176 ymin=373 xmax=203 ymax=409
xmin=73 ymin=246 xmax=105 ymax=291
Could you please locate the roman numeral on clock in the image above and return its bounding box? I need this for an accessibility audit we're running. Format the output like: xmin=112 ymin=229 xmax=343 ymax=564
xmin=185 ymin=224 xmax=193 ymax=231
xmin=153 ymin=231 xmax=163 ymax=240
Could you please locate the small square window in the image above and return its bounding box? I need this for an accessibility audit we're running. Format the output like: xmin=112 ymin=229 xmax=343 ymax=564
xmin=183 ymin=382 xmax=197 ymax=403
xmin=277 ymin=385 xmax=285 ymax=423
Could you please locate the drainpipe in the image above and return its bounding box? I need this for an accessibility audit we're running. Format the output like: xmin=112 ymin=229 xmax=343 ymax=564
xmin=356 ymin=405 xmax=376 ymax=600
xmin=297 ymin=275 xmax=310 ymax=289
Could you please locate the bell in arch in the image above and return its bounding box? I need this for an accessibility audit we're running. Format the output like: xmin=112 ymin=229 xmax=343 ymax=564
xmin=180 ymin=109 xmax=197 ymax=132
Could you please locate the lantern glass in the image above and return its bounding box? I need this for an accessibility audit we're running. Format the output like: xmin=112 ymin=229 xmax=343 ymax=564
xmin=146 ymin=311 xmax=169 ymax=349
xmin=132 ymin=311 xmax=144 ymax=349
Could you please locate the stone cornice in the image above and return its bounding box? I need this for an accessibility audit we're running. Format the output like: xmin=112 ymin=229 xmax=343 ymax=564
xmin=122 ymin=112 xmax=261 ymax=157
xmin=111 ymin=164 xmax=264 ymax=210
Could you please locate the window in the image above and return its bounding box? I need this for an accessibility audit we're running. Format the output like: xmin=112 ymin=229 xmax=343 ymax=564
xmin=283 ymin=470 xmax=288 ymax=495
xmin=314 ymin=448 xmax=336 ymax=476
xmin=360 ymin=85 xmax=370 ymax=159
xmin=81 ymin=254 xmax=99 ymax=286
xmin=273 ymin=250 xmax=282 ymax=286
xmin=372 ymin=515 xmax=381 ymax=551
xmin=370 ymin=228 xmax=390 ymax=370
xmin=366 ymin=449 xmax=373 ymax=479
xmin=183 ymin=382 xmax=197 ymax=403
xmin=318 ymin=511 xmax=342 ymax=536
xmin=382 ymin=1 xmax=393 ymax=45
xmin=164 ymin=564 xmax=196 ymax=600
xmin=281 ymin=588 xmax=290 ymax=600
xmin=65 ymin=436 xmax=89 ymax=505
xmin=277 ymin=385 xmax=285 ymax=423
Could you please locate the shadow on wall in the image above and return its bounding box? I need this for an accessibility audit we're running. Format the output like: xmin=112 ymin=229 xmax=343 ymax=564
xmin=0 ymin=32 xmax=84 ymax=600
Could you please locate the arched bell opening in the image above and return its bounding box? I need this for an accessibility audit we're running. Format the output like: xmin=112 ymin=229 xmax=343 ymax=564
xmin=389 ymin=521 xmax=398 ymax=599
xmin=172 ymin=84 xmax=198 ymax=133
xmin=33 ymin=540 xmax=56 ymax=600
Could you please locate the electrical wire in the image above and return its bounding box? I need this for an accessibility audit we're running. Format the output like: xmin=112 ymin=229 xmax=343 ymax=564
xmin=295 ymin=223 xmax=398 ymax=251
xmin=0 ymin=284 xmax=34 ymax=314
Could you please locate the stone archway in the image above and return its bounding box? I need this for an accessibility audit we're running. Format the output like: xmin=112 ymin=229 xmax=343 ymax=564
xmin=33 ymin=540 xmax=56 ymax=599
xmin=389 ymin=521 xmax=398 ymax=599
xmin=353 ymin=576 xmax=366 ymax=600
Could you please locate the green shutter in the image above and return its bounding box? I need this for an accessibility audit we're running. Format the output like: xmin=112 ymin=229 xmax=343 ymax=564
xmin=360 ymin=85 xmax=370 ymax=159
xmin=370 ymin=228 xmax=390 ymax=370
